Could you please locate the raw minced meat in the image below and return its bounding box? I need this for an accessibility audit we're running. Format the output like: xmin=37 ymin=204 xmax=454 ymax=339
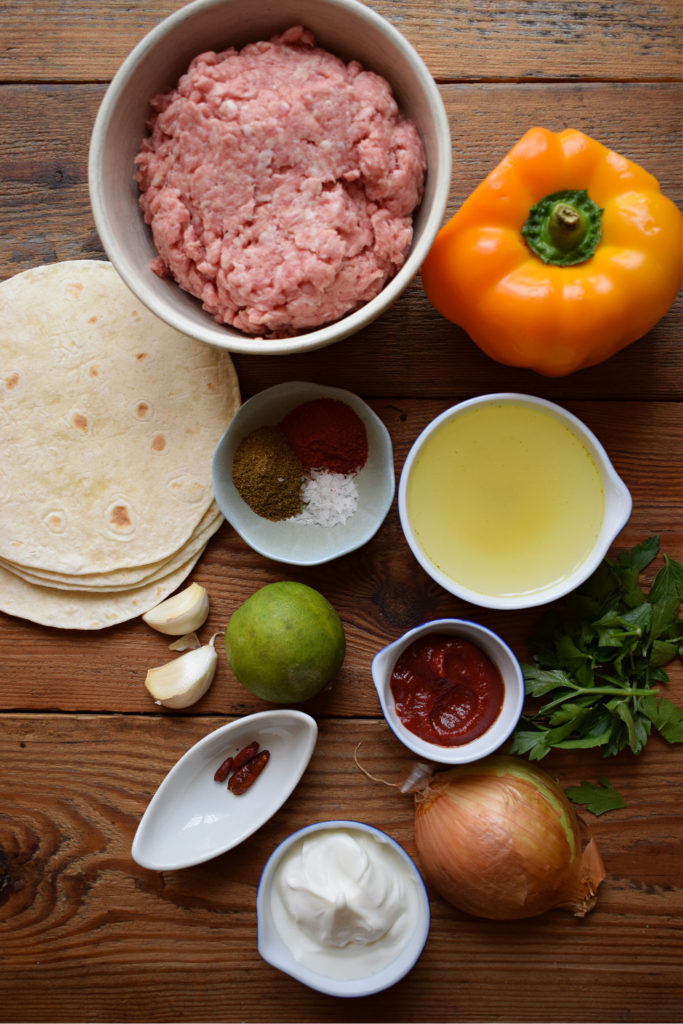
xmin=134 ymin=26 xmax=426 ymax=337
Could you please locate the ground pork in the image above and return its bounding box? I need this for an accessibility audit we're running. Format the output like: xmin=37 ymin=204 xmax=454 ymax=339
xmin=134 ymin=25 xmax=426 ymax=337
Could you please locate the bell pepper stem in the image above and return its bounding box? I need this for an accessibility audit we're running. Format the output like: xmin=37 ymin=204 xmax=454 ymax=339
xmin=550 ymin=203 xmax=584 ymax=249
xmin=522 ymin=189 xmax=603 ymax=266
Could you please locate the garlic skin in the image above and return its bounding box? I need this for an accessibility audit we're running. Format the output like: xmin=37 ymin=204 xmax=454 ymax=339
xmin=168 ymin=632 xmax=201 ymax=652
xmin=142 ymin=582 xmax=209 ymax=635
xmin=144 ymin=635 xmax=218 ymax=709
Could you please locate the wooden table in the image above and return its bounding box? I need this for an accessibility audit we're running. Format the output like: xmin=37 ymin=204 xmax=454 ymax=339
xmin=1 ymin=2 xmax=681 ymax=1021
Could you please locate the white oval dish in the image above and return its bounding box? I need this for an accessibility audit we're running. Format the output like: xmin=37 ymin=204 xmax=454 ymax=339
xmin=371 ymin=618 xmax=525 ymax=765
xmin=398 ymin=393 xmax=632 ymax=610
xmin=131 ymin=709 xmax=317 ymax=870
xmin=212 ymin=381 xmax=395 ymax=565
xmin=256 ymin=820 xmax=430 ymax=997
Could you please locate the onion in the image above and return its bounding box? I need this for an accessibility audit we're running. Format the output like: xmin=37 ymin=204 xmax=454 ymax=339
xmin=413 ymin=755 xmax=605 ymax=920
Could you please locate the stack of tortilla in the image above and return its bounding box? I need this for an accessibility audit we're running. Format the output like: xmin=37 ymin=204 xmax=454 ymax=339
xmin=0 ymin=261 xmax=240 ymax=629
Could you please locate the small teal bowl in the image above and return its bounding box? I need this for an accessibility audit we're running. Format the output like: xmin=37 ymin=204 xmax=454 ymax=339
xmin=212 ymin=381 xmax=395 ymax=565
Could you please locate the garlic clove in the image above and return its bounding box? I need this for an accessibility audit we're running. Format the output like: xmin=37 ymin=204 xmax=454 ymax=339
xmin=142 ymin=582 xmax=210 ymax=635
xmin=144 ymin=634 xmax=218 ymax=709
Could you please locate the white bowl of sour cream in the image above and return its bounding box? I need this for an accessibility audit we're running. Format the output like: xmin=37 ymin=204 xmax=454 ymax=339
xmin=256 ymin=821 xmax=430 ymax=997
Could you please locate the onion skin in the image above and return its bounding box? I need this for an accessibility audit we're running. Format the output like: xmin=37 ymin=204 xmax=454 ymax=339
xmin=414 ymin=755 xmax=605 ymax=920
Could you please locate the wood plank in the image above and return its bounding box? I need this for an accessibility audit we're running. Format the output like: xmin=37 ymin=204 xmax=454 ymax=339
xmin=2 ymin=400 xmax=681 ymax=714
xmin=1 ymin=82 xmax=681 ymax=400
xmin=1 ymin=714 xmax=681 ymax=1023
xmin=1 ymin=0 xmax=680 ymax=83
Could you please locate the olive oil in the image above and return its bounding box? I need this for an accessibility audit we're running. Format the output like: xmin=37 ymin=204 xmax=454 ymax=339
xmin=406 ymin=402 xmax=605 ymax=599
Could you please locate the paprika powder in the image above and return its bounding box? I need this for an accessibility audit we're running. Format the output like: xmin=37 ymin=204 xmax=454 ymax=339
xmin=280 ymin=398 xmax=368 ymax=474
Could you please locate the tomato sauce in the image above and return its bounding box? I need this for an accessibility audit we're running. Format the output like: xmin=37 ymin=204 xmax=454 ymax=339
xmin=389 ymin=634 xmax=504 ymax=746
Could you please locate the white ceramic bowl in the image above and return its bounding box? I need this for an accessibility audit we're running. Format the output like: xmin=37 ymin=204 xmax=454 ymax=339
xmin=256 ymin=820 xmax=430 ymax=997
xmin=212 ymin=381 xmax=395 ymax=564
xmin=398 ymin=393 xmax=632 ymax=610
xmin=131 ymin=710 xmax=317 ymax=870
xmin=88 ymin=0 xmax=451 ymax=354
xmin=372 ymin=618 xmax=524 ymax=764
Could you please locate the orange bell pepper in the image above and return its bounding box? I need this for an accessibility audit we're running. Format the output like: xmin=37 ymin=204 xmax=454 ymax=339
xmin=421 ymin=127 xmax=683 ymax=376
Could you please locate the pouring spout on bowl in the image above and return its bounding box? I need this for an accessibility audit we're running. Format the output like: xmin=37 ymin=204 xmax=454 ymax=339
xmin=603 ymin=464 xmax=633 ymax=538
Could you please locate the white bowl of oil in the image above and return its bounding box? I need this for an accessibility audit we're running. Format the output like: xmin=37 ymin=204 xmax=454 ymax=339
xmin=398 ymin=393 xmax=632 ymax=610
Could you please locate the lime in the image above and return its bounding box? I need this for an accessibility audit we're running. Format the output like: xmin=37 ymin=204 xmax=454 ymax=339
xmin=224 ymin=581 xmax=346 ymax=703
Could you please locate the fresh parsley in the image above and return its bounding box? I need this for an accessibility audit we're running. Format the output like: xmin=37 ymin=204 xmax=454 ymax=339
xmin=565 ymin=776 xmax=627 ymax=816
xmin=509 ymin=536 xmax=683 ymax=760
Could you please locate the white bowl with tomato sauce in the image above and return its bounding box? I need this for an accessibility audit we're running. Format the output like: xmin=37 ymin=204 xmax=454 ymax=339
xmin=371 ymin=619 xmax=525 ymax=764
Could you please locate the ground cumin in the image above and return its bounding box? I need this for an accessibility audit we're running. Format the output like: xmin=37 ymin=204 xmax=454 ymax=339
xmin=232 ymin=425 xmax=304 ymax=520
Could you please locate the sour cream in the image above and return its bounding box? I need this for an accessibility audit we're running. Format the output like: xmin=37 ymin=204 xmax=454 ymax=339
xmin=268 ymin=827 xmax=423 ymax=981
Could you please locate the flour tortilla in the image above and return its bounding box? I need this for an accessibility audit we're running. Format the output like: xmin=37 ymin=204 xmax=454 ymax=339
xmin=0 ymin=261 xmax=240 ymax=576
xmin=0 ymin=260 xmax=240 ymax=628
xmin=0 ymin=503 xmax=223 ymax=591
xmin=0 ymin=549 xmax=208 ymax=630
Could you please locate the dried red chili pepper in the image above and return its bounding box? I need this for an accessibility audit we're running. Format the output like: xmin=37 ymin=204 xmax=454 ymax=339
xmin=228 ymin=749 xmax=270 ymax=795
xmin=213 ymin=755 xmax=234 ymax=783
xmin=231 ymin=740 xmax=260 ymax=773
xmin=280 ymin=398 xmax=368 ymax=474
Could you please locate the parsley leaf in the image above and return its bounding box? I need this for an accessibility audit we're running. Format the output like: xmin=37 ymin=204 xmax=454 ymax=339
xmin=640 ymin=693 xmax=683 ymax=742
xmin=565 ymin=776 xmax=627 ymax=816
xmin=649 ymin=554 xmax=683 ymax=604
xmin=509 ymin=537 xmax=683 ymax=759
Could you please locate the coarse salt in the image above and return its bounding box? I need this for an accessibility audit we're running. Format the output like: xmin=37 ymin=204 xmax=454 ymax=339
xmin=292 ymin=469 xmax=359 ymax=527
